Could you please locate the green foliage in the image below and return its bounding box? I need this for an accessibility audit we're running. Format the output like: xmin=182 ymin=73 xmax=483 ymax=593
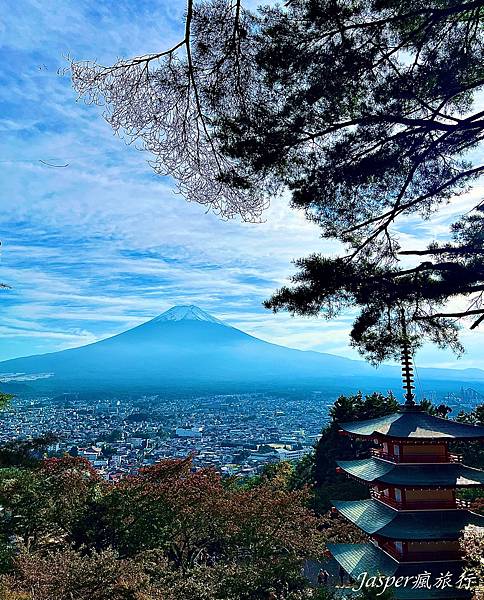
xmin=310 ymin=588 xmax=338 ymax=600
xmin=453 ymin=403 xmax=484 ymax=468
xmin=289 ymin=453 xmax=315 ymax=490
xmin=453 ymin=438 xmax=484 ymax=469
xmin=257 ymin=444 xmax=275 ymax=454
xmin=418 ymin=399 xmax=452 ymax=417
xmin=354 ymin=587 xmax=395 ymax=600
xmin=239 ymin=460 xmax=296 ymax=491
xmin=124 ymin=413 xmax=150 ymax=423
xmin=103 ymin=429 xmax=123 ymax=443
xmin=101 ymin=445 xmax=116 ymax=458
xmin=314 ymin=392 xmax=398 ymax=488
xmin=0 ymin=433 xmax=58 ymax=468
xmin=329 ymin=392 xmax=399 ymax=423
xmin=156 ymin=428 xmax=171 ymax=440
xmin=229 ymin=0 xmax=484 ymax=361
xmin=72 ymin=0 xmax=484 ymax=361
xmin=0 ymin=457 xmax=101 ymax=552
xmin=0 ymin=455 xmax=326 ymax=598
xmin=456 ymin=404 xmax=484 ymax=426
xmin=0 ymin=395 xmax=11 ymax=412
xmin=0 ymin=547 xmax=148 ymax=600
xmin=457 ymin=487 xmax=484 ymax=514
xmin=312 ymin=480 xmax=369 ymax=515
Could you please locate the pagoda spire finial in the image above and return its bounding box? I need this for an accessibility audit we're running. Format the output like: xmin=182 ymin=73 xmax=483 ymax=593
xmin=400 ymin=309 xmax=416 ymax=407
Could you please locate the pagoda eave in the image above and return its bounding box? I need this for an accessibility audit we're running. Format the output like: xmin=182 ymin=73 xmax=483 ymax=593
xmin=341 ymin=431 xmax=484 ymax=442
xmin=333 ymin=499 xmax=484 ymax=541
xmin=328 ymin=543 xmax=472 ymax=599
xmin=339 ymin=410 xmax=484 ymax=441
xmin=336 ymin=458 xmax=484 ymax=488
xmin=342 ymin=471 xmax=482 ymax=489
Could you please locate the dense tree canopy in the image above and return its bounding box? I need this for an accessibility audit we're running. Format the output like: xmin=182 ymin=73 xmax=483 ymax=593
xmin=71 ymin=0 xmax=484 ymax=361
xmin=0 ymin=433 xmax=58 ymax=468
xmin=0 ymin=395 xmax=11 ymax=412
xmin=0 ymin=456 xmax=327 ymax=599
xmin=311 ymin=392 xmax=398 ymax=510
xmin=454 ymin=404 xmax=484 ymax=476
xmin=460 ymin=525 xmax=484 ymax=599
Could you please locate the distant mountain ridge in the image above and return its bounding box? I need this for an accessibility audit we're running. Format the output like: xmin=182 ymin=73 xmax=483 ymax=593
xmin=1 ymin=305 xmax=484 ymax=395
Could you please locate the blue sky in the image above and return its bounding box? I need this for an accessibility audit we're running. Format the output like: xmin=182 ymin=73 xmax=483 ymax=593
xmin=1 ymin=0 xmax=484 ymax=369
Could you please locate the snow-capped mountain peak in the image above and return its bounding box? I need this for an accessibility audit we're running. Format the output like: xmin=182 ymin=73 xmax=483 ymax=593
xmin=152 ymin=305 xmax=227 ymax=325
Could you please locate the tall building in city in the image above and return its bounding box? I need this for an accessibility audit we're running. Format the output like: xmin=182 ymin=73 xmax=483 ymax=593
xmin=328 ymin=341 xmax=484 ymax=599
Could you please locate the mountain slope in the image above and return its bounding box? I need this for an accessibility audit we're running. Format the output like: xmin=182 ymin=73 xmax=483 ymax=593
xmin=1 ymin=305 xmax=483 ymax=393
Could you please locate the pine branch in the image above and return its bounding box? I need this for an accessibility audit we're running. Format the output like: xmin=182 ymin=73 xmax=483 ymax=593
xmin=399 ymin=246 xmax=484 ymax=256
xmin=416 ymin=308 xmax=484 ymax=320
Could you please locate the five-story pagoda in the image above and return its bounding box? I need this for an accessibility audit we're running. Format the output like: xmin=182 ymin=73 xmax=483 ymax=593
xmin=327 ymin=338 xmax=484 ymax=599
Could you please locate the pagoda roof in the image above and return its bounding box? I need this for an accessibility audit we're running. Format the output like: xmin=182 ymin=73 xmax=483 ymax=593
xmin=339 ymin=408 xmax=484 ymax=440
xmin=328 ymin=541 xmax=398 ymax=577
xmin=327 ymin=543 xmax=471 ymax=599
xmin=336 ymin=457 xmax=484 ymax=487
xmin=334 ymin=499 xmax=484 ymax=540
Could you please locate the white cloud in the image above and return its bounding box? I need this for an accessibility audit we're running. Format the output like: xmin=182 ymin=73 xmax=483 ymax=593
xmin=1 ymin=0 xmax=484 ymax=370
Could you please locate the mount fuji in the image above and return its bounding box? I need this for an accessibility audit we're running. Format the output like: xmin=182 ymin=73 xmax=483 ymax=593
xmin=1 ymin=305 xmax=484 ymax=394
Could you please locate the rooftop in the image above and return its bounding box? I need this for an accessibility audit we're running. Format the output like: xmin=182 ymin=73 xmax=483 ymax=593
xmin=336 ymin=457 xmax=484 ymax=487
xmin=339 ymin=408 xmax=484 ymax=440
xmin=334 ymin=499 xmax=484 ymax=540
xmin=327 ymin=543 xmax=471 ymax=599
